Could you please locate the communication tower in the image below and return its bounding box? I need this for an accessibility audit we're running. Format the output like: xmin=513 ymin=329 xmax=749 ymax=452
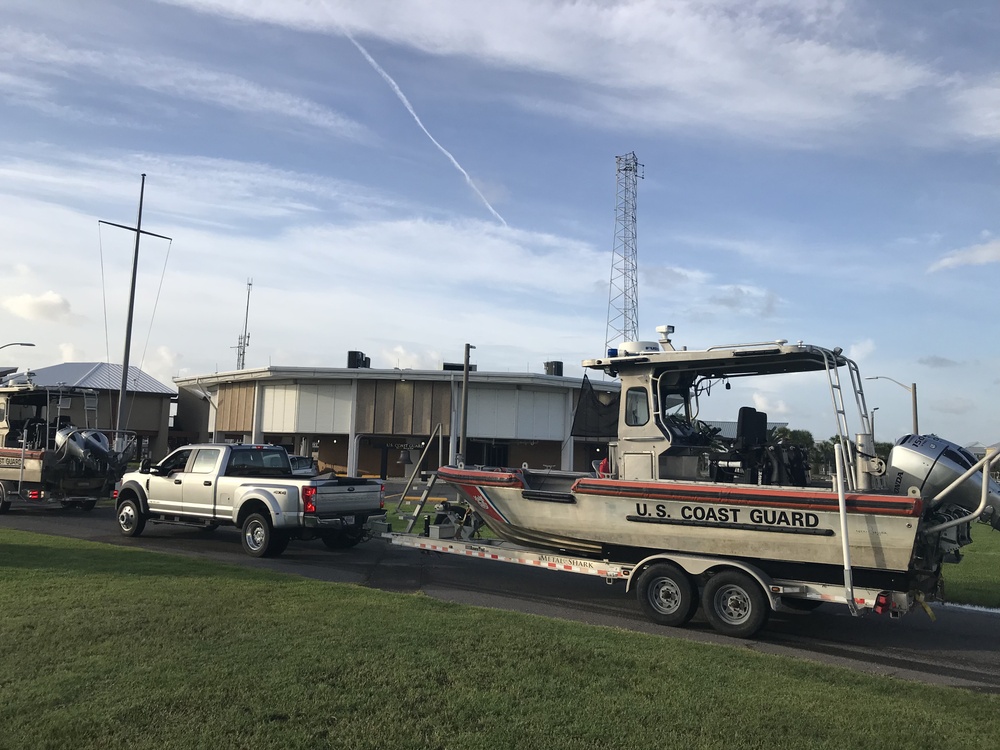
xmin=604 ymin=152 xmax=643 ymax=354
xmin=235 ymin=278 xmax=252 ymax=370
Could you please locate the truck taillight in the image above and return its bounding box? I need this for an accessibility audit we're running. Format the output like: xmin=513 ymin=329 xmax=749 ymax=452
xmin=27 ymin=490 xmax=42 ymax=500
xmin=302 ymin=485 xmax=317 ymax=514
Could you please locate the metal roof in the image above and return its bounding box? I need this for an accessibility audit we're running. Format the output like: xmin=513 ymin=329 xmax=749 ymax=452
xmin=5 ymin=362 xmax=175 ymax=395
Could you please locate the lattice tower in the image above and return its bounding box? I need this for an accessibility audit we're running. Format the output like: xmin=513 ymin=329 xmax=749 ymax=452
xmin=604 ymin=152 xmax=643 ymax=354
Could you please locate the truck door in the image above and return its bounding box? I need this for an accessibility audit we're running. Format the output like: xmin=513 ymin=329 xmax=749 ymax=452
xmin=181 ymin=448 xmax=222 ymax=516
xmin=146 ymin=448 xmax=192 ymax=514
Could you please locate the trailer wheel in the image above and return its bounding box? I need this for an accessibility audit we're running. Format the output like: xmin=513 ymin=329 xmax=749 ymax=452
xmin=635 ymin=562 xmax=698 ymax=627
xmin=117 ymin=498 xmax=145 ymax=537
xmin=702 ymin=570 xmax=769 ymax=638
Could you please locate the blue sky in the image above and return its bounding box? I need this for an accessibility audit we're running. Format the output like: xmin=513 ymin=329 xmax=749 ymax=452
xmin=0 ymin=0 xmax=998 ymax=446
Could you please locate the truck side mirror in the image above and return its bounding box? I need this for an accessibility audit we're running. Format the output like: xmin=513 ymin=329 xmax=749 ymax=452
xmin=139 ymin=458 xmax=151 ymax=474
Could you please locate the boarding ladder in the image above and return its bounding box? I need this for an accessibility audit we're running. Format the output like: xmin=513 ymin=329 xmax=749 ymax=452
xmin=813 ymin=347 xmax=875 ymax=492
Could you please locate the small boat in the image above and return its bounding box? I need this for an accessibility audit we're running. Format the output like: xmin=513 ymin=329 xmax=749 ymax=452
xmin=438 ymin=326 xmax=1000 ymax=597
xmin=0 ymin=375 xmax=136 ymax=511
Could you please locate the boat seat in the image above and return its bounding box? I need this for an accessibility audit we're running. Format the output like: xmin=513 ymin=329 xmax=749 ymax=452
xmin=709 ymin=407 xmax=770 ymax=484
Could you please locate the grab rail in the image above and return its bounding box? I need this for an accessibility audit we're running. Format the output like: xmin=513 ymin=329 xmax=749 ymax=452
xmin=834 ymin=443 xmax=858 ymax=616
xmin=393 ymin=422 xmax=443 ymax=516
xmin=923 ymin=448 xmax=1000 ymax=535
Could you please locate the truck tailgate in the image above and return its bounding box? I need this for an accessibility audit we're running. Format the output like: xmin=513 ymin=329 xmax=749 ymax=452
xmin=313 ymin=478 xmax=382 ymax=515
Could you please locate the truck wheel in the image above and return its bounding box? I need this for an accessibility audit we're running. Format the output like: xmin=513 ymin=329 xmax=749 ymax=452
xmin=242 ymin=513 xmax=276 ymax=557
xmin=321 ymin=529 xmax=363 ymax=550
xmin=635 ymin=562 xmax=698 ymax=627
xmin=269 ymin=531 xmax=291 ymax=556
xmin=81 ymin=500 xmax=97 ymax=512
xmin=117 ymin=499 xmax=146 ymax=537
xmin=701 ymin=570 xmax=770 ymax=638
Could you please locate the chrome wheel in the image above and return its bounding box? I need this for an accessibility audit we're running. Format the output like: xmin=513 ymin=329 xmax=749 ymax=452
xmin=244 ymin=518 xmax=266 ymax=553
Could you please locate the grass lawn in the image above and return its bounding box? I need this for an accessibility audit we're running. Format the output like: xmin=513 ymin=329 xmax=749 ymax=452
xmin=943 ymin=523 xmax=1000 ymax=608
xmin=1 ymin=529 xmax=999 ymax=749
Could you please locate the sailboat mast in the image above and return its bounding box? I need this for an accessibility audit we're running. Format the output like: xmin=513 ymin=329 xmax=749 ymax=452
xmin=115 ymin=173 xmax=146 ymax=438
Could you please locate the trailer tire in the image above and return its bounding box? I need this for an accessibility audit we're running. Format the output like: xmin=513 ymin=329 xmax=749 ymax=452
xmin=635 ymin=562 xmax=699 ymax=627
xmin=117 ymin=498 xmax=146 ymax=537
xmin=702 ymin=570 xmax=769 ymax=638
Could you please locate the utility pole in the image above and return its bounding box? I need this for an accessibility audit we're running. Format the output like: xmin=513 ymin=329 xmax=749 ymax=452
xmin=99 ymin=174 xmax=172 ymax=447
xmin=605 ymin=152 xmax=643 ymax=354
xmin=458 ymin=343 xmax=475 ymax=465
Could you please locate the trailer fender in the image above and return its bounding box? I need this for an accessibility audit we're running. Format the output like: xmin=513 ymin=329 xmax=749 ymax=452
xmin=626 ymin=553 xmax=781 ymax=611
xmin=116 ymin=480 xmax=150 ymax=515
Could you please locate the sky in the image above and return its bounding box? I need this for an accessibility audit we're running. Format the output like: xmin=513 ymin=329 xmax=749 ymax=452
xmin=1 ymin=0 xmax=998 ymax=447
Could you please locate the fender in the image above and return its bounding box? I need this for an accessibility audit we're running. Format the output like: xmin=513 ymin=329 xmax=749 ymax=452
xmin=626 ymin=551 xmax=781 ymax=610
xmin=117 ymin=478 xmax=151 ymax=514
xmin=232 ymin=484 xmax=293 ymax=528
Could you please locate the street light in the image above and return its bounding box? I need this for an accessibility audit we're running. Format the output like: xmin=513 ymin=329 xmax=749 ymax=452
xmin=870 ymin=406 xmax=879 ymax=442
xmin=865 ymin=376 xmax=918 ymax=435
xmin=0 ymin=342 xmax=35 ymax=353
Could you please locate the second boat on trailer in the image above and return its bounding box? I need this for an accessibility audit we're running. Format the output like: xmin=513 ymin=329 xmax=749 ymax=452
xmin=430 ymin=325 xmax=1000 ymax=637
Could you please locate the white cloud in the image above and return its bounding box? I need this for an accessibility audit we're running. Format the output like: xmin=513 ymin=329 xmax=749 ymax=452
xmin=849 ymin=339 xmax=875 ymax=361
xmin=2 ymin=291 xmax=72 ymax=321
xmin=752 ymin=392 xmax=789 ymax=415
xmin=0 ymin=27 xmax=367 ymax=140
xmin=928 ymin=239 xmax=1000 ymax=272
xmin=381 ymin=345 xmax=442 ymax=370
xmin=160 ymin=0 xmax=942 ymax=144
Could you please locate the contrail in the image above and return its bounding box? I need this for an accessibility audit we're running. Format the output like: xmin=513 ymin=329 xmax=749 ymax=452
xmin=344 ymin=32 xmax=508 ymax=227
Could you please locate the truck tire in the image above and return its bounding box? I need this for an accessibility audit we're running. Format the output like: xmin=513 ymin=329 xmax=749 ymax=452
xmin=0 ymin=485 xmax=10 ymax=514
xmin=269 ymin=531 xmax=291 ymax=556
xmin=81 ymin=500 xmax=97 ymax=512
xmin=320 ymin=528 xmax=363 ymax=550
xmin=242 ymin=512 xmax=281 ymax=557
xmin=634 ymin=562 xmax=698 ymax=627
xmin=117 ymin=499 xmax=146 ymax=537
xmin=701 ymin=570 xmax=769 ymax=638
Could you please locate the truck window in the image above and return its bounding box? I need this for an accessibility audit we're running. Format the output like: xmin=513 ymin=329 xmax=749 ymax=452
xmin=160 ymin=449 xmax=193 ymax=474
xmin=191 ymin=449 xmax=221 ymax=474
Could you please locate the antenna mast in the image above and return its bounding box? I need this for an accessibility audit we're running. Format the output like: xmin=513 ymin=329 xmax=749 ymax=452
xmin=236 ymin=278 xmax=252 ymax=370
xmin=604 ymin=151 xmax=643 ymax=353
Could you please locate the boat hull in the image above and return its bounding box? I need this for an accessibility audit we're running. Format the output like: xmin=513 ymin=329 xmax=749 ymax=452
xmin=437 ymin=466 xmax=922 ymax=573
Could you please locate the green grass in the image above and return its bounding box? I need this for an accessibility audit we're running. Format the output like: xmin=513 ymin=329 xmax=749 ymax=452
xmin=944 ymin=524 xmax=1000 ymax=608
xmin=1 ymin=530 xmax=999 ymax=749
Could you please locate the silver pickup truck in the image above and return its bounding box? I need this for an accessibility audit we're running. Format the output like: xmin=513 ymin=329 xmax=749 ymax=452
xmin=115 ymin=443 xmax=385 ymax=557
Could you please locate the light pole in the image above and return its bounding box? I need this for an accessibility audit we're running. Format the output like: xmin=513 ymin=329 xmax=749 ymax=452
xmin=870 ymin=406 xmax=879 ymax=442
xmin=865 ymin=376 xmax=918 ymax=435
xmin=458 ymin=343 xmax=475 ymax=465
xmin=0 ymin=342 xmax=35 ymax=354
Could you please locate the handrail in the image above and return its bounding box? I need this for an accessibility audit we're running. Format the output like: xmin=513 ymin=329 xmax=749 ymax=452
xmin=834 ymin=443 xmax=858 ymax=616
xmin=923 ymin=449 xmax=1000 ymax=535
xmin=393 ymin=422 xmax=444 ymax=515
xmin=926 ymin=448 xmax=1000 ymax=512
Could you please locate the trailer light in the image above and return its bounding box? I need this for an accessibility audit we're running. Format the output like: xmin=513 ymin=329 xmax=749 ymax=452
xmin=27 ymin=490 xmax=42 ymax=500
xmin=302 ymin=486 xmax=317 ymax=514
xmin=873 ymin=591 xmax=893 ymax=615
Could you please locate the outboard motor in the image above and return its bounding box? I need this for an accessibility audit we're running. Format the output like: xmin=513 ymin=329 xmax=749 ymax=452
xmin=54 ymin=427 xmax=113 ymax=472
xmin=887 ymin=435 xmax=1000 ymax=530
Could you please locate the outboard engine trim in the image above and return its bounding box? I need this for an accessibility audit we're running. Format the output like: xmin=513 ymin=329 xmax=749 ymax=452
xmin=887 ymin=434 xmax=1000 ymax=530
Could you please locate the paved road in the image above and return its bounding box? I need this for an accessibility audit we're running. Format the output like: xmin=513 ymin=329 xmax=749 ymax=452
xmin=3 ymin=503 xmax=1000 ymax=692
